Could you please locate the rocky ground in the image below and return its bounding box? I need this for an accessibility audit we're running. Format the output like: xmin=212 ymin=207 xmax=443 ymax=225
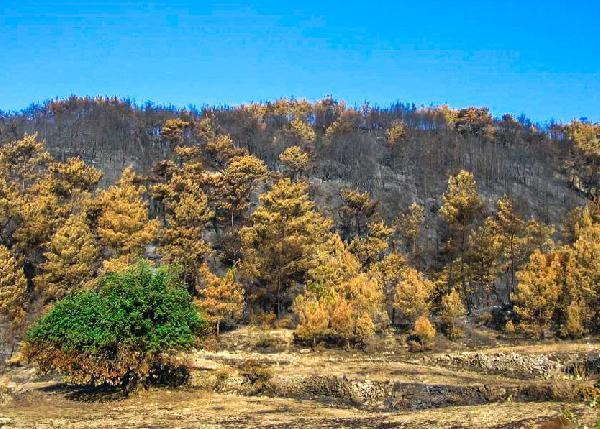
xmin=0 ymin=328 xmax=599 ymax=428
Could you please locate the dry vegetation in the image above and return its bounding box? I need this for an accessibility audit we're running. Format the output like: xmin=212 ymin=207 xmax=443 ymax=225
xmin=0 ymin=97 xmax=599 ymax=428
xmin=1 ymin=327 xmax=599 ymax=428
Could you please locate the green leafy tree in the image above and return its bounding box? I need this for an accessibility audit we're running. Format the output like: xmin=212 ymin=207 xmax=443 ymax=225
xmin=24 ymin=262 xmax=204 ymax=388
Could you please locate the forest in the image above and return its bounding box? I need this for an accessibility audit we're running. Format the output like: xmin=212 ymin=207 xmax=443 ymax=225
xmin=0 ymin=96 xmax=599 ymax=390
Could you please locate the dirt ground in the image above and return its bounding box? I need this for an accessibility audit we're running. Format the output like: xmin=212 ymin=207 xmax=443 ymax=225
xmin=0 ymin=388 xmax=593 ymax=429
xmin=1 ymin=328 xmax=598 ymax=428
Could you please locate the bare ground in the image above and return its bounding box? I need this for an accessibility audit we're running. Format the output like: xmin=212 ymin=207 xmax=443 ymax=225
xmin=1 ymin=328 xmax=598 ymax=428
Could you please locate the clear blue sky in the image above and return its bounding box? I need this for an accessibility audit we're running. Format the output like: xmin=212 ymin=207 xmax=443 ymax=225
xmin=1 ymin=1 xmax=599 ymax=122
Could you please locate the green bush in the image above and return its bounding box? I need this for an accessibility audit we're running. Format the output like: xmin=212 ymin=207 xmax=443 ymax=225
xmin=24 ymin=262 xmax=205 ymax=388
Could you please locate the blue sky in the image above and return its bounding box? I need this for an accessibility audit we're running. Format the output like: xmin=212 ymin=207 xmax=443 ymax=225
xmin=1 ymin=1 xmax=599 ymax=122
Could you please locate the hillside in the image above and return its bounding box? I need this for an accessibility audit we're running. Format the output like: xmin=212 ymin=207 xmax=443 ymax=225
xmin=0 ymin=97 xmax=599 ymax=428
xmin=0 ymin=97 xmax=590 ymax=224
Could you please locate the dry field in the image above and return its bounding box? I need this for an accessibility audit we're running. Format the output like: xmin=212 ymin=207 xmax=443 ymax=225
xmin=1 ymin=328 xmax=598 ymax=428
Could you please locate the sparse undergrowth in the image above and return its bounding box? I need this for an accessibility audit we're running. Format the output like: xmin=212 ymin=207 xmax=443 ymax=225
xmin=2 ymin=328 xmax=600 ymax=428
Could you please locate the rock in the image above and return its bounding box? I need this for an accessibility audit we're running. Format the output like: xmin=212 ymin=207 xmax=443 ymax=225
xmin=189 ymin=358 xmax=222 ymax=371
xmin=430 ymin=351 xmax=565 ymax=379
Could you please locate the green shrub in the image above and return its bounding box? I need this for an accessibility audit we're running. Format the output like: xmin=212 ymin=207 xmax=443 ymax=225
xmin=24 ymin=262 xmax=205 ymax=388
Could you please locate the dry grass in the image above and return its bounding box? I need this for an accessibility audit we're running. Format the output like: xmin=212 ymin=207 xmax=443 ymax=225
xmin=1 ymin=328 xmax=599 ymax=428
xmin=1 ymin=389 xmax=596 ymax=428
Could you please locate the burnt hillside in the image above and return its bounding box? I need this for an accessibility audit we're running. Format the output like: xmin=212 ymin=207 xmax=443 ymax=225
xmin=0 ymin=96 xmax=590 ymax=227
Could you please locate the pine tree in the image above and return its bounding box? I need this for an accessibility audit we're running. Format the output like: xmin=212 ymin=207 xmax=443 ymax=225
xmin=296 ymin=271 xmax=385 ymax=348
xmin=16 ymin=164 xmax=99 ymax=265
xmin=489 ymin=197 xmax=554 ymax=297
xmin=339 ymin=188 xmax=378 ymax=239
xmin=454 ymin=107 xmax=494 ymax=137
xmin=440 ymin=171 xmax=484 ymax=307
xmin=512 ymin=250 xmax=562 ymax=338
xmin=161 ymin=118 xmax=190 ymax=146
xmin=0 ymin=245 xmax=27 ymax=328
xmin=192 ymin=116 xmax=217 ymax=143
xmin=288 ymin=118 xmax=316 ymax=146
xmin=462 ymin=218 xmax=503 ymax=308
xmin=293 ymin=234 xmax=360 ymax=345
xmin=35 ymin=214 xmax=99 ymax=304
xmin=11 ymin=182 xmax=62 ymax=259
xmin=196 ymin=264 xmax=244 ymax=336
xmin=206 ymin=154 xmax=267 ymax=265
xmin=306 ymin=234 xmax=361 ymax=289
xmin=97 ymin=167 xmax=159 ymax=272
xmin=439 ymin=288 xmax=466 ymax=339
xmin=151 ymin=145 xmax=216 ymax=284
xmin=385 ymin=120 xmax=407 ymax=146
xmin=413 ymin=315 xmax=436 ymax=344
xmin=393 ymin=267 xmax=433 ymax=326
xmin=331 ymin=273 xmax=385 ymax=346
xmin=212 ymin=154 xmax=267 ymax=228
xmin=0 ymin=134 xmax=52 ymax=191
xmin=279 ymin=146 xmax=311 ymax=180
xmin=561 ymin=199 xmax=600 ymax=244
xmin=205 ymin=134 xmax=247 ymax=169
xmin=241 ymin=179 xmax=332 ymax=316
xmin=559 ymin=299 xmax=587 ymax=339
xmin=396 ymin=202 xmax=425 ymax=255
xmin=295 ymin=236 xmax=386 ymax=347
xmin=0 ymin=178 xmax=18 ymax=247
xmin=172 ymin=145 xmax=205 ymax=181
xmin=368 ymin=251 xmax=407 ymax=321
xmin=563 ymin=222 xmax=600 ymax=333
xmin=0 ymin=136 xmax=103 ymax=338
xmin=325 ymin=110 xmax=361 ymax=141
xmin=293 ymin=294 xmax=329 ymax=346
xmin=0 ymin=136 xmax=68 ymax=260
xmin=565 ymin=120 xmax=600 ymax=158
xmin=438 ymin=105 xmax=459 ymax=127
xmin=349 ymin=220 xmax=394 ymax=267
xmin=48 ymin=157 xmax=103 ymax=199
xmin=564 ymin=121 xmax=600 ymax=197
xmin=157 ymin=169 xmax=213 ymax=286
xmin=440 ymin=170 xmax=483 ymax=248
